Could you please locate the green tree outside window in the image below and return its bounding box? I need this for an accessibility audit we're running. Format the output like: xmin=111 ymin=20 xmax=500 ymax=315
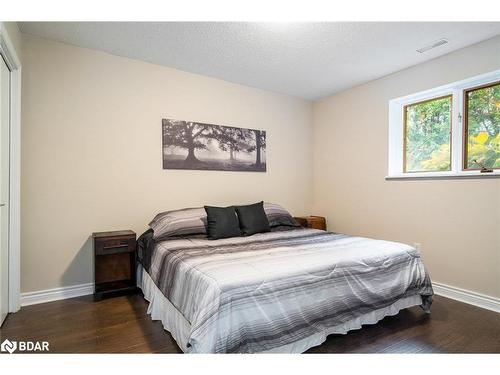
xmin=404 ymin=96 xmax=452 ymax=172
xmin=465 ymin=83 xmax=500 ymax=170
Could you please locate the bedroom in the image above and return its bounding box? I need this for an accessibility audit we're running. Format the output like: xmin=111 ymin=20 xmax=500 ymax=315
xmin=0 ymin=0 xmax=499 ymax=372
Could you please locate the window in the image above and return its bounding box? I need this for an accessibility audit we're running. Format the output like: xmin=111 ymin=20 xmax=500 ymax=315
xmin=463 ymin=81 xmax=500 ymax=170
xmin=388 ymin=70 xmax=500 ymax=179
xmin=404 ymin=95 xmax=452 ymax=173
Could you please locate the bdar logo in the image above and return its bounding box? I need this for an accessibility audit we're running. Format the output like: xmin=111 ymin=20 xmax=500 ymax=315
xmin=0 ymin=339 xmax=49 ymax=353
xmin=1 ymin=339 xmax=17 ymax=354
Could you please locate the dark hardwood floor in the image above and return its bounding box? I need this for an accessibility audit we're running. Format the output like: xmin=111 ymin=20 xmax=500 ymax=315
xmin=1 ymin=294 xmax=499 ymax=353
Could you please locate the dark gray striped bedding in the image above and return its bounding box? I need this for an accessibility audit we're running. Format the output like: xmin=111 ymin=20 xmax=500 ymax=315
xmin=146 ymin=228 xmax=433 ymax=353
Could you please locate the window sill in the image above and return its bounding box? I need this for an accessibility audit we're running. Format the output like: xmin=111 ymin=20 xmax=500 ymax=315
xmin=386 ymin=172 xmax=500 ymax=181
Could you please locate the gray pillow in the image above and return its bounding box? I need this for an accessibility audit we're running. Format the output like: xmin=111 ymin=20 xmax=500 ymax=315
xmin=263 ymin=202 xmax=301 ymax=228
xmin=149 ymin=207 xmax=207 ymax=240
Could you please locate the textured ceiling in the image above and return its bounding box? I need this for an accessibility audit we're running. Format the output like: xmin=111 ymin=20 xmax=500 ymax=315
xmin=19 ymin=22 xmax=500 ymax=100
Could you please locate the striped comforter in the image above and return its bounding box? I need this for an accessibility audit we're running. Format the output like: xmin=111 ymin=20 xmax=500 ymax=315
xmin=147 ymin=228 xmax=433 ymax=353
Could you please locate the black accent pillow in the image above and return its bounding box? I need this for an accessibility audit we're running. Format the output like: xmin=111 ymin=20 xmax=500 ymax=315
xmin=235 ymin=201 xmax=271 ymax=236
xmin=204 ymin=206 xmax=241 ymax=240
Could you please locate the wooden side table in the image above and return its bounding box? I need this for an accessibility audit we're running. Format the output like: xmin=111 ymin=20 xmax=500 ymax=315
xmin=92 ymin=230 xmax=137 ymax=300
xmin=294 ymin=216 xmax=327 ymax=231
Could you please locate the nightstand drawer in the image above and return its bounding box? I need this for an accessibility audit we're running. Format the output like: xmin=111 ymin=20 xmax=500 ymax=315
xmin=95 ymin=237 xmax=135 ymax=255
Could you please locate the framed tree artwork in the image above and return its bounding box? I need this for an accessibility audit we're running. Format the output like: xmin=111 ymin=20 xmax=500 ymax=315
xmin=162 ymin=119 xmax=267 ymax=172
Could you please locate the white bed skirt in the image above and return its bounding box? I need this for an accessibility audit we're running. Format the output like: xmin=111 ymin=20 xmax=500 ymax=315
xmin=137 ymin=264 xmax=423 ymax=353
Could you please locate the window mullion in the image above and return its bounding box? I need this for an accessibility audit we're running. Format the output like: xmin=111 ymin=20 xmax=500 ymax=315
xmin=451 ymin=89 xmax=462 ymax=174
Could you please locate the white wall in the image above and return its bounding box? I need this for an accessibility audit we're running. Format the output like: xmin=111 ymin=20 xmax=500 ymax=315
xmin=21 ymin=34 xmax=313 ymax=293
xmin=313 ymin=36 xmax=500 ymax=298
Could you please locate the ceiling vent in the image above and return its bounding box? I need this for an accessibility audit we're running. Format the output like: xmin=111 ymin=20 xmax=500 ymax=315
xmin=416 ymin=38 xmax=449 ymax=53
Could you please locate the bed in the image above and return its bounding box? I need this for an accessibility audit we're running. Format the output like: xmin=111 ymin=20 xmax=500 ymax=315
xmin=136 ymin=225 xmax=433 ymax=353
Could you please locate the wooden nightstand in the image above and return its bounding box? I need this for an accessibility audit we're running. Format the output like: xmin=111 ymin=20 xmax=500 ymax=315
xmin=294 ymin=216 xmax=327 ymax=231
xmin=92 ymin=230 xmax=137 ymax=300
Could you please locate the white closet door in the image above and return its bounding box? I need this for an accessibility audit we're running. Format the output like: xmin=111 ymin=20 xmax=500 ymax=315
xmin=0 ymin=56 xmax=10 ymax=326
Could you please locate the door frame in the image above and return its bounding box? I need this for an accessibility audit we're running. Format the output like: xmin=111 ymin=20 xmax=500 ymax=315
xmin=0 ymin=23 xmax=21 ymax=313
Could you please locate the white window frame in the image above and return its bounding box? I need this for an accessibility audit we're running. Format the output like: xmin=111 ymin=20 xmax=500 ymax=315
xmin=387 ymin=70 xmax=500 ymax=180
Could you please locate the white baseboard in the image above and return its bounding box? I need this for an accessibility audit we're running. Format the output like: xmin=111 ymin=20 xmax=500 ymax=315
xmin=21 ymin=283 xmax=94 ymax=306
xmin=19 ymin=281 xmax=500 ymax=314
xmin=433 ymin=282 xmax=500 ymax=313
